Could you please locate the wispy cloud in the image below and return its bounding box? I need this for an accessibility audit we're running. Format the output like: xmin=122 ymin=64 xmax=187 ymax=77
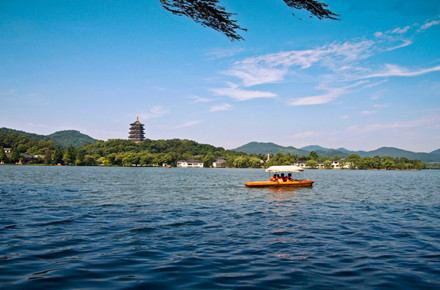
xmin=191 ymin=96 xmax=214 ymax=103
xmin=288 ymin=87 xmax=346 ymax=106
xmin=224 ymin=40 xmax=374 ymax=87
xmin=206 ymin=47 xmax=245 ymax=59
xmin=140 ymin=105 xmax=168 ymax=119
xmin=346 ymin=114 xmax=440 ymax=133
xmin=361 ymin=110 xmax=377 ymax=116
xmin=211 ymin=82 xmax=276 ymax=101
xmin=291 ymin=131 xmax=324 ymax=138
xmin=174 ymin=120 xmax=202 ymax=128
xmin=420 ymin=16 xmax=440 ymax=30
xmin=287 ymin=81 xmax=366 ymax=106
xmin=210 ymin=103 xmax=232 ymax=112
xmin=391 ymin=26 xmax=411 ymax=34
xmin=213 ymin=16 xmax=440 ymax=106
xmin=363 ymin=64 xmax=440 ymax=78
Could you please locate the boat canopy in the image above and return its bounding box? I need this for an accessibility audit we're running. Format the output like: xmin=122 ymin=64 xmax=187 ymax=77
xmin=265 ymin=165 xmax=304 ymax=172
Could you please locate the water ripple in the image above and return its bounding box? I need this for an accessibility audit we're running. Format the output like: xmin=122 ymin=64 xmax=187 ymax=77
xmin=1 ymin=167 xmax=440 ymax=288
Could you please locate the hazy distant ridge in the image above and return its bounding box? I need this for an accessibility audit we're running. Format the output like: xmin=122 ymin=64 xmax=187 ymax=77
xmin=233 ymin=142 xmax=440 ymax=162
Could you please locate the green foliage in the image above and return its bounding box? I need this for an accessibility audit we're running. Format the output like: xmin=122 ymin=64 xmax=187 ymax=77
xmin=0 ymin=128 xmax=96 ymax=149
xmin=63 ymin=145 xmax=76 ymax=166
xmin=0 ymin=147 xmax=6 ymax=162
xmin=306 ymin=159 xmax=318 ymax=169
xmin=0 ymin=130 xmax=428 ymax=169
xmin=309 ymin=151 xmax=319 ymax=160
xmin=323 ymin=160 xmax=332 ymax=169
xmin=52 ymin=148 xmax=64 ymax=165
xmin=47 ymin=130 xmax=97 ymax=148
xmin=10 ymin=148 xmax=19 ymax=163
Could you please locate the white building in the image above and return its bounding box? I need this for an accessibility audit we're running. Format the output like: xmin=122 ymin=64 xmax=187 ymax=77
xmin=213 ymin=159 xmax=227 ymax=168
xmin=176 ymin=159 xmax=204 ymax=168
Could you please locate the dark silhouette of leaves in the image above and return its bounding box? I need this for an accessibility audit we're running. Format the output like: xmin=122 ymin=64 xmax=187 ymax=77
xmin=160 ymin=0 xmax=339 ymax=41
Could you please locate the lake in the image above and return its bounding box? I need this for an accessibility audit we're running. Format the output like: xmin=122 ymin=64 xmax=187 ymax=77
xmin=1 ymin=166 xmax=439 ymax=289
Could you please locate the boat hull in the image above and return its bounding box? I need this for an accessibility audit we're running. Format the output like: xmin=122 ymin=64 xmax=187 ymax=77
xmin=245 ymin=180 xmax=314 ymax=188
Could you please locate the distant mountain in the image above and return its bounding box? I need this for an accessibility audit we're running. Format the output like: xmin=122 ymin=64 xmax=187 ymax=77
xmin=300 ymin=145 xmax=331 ymax=152
xmin=431 ymin=149 xmax=440 ymax=155
xmin=0 ymin=127 xmax=97 ymax=148
xmin=233 ymin=142 xmax=309 ymax=156
xmin=233 ymin=142 xmax=440 ymax=162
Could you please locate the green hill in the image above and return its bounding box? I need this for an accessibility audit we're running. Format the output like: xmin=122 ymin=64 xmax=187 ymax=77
xmin=233 ymin=142 xmax=309 ymax=156
xmin=47 ymin=130 xmax=97 ymax=148
xmin=0 ymin=127 xmax=97 ymax=149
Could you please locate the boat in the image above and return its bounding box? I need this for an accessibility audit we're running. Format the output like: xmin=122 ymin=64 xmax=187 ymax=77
xmin=245 ymin=165 xmax=314 ymax=188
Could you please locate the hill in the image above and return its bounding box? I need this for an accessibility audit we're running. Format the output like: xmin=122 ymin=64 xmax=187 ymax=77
xmin=0 ymin=127 xmax=97 ymax=149
xmin=233 ymin=142 xmax=440 ymax=162
xmin=234 ymin=142 xmax=309 ymax=156
xmin=47 ymin=130 xmax=97 ymax=148
xmin=431 ymin=149 xmax=440 ymax=155
xmin=0 ymin=128 xmax=46 ymax=141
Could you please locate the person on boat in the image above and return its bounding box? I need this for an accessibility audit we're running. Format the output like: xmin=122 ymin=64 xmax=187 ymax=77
xmin=270 ymin=174 xmax=278 ymax=181
xmin=287 ymin=173 xmax=293 ymax=181
xmin=279 ymin=173 xmax=286 ymax=182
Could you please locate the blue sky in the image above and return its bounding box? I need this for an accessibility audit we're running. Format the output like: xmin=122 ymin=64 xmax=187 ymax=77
xmin=1 ymin=0 xmax=439 ymax=152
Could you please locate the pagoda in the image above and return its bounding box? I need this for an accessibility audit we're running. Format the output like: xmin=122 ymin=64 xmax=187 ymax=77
xmin=128 ymin=115 xmax=145 ymax=143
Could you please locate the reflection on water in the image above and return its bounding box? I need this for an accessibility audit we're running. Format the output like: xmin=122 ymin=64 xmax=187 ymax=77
xmin=0 ymin=166 xmax=439 ymax=288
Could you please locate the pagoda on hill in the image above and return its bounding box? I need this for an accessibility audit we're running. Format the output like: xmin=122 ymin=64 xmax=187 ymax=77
xmin=129 ymin=115 xmax=145 ymax=143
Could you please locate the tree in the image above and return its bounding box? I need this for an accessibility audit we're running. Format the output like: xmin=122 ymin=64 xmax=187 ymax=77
xmin=160 ymin=0 xmax=338 ymax=41
xmin=323 ymin=159 xmax=332 ymax=169
xmin=63 ymin=145 xmax=76 ymax=166
xmin=306 ymin=159 xmax=317 ymax=169
xmin=10 ymin=147 xmax=19 ymax=164
xmin=52 ymin=147 xmax=64 ymax=165
xmin=0 ymin=147 xmax=6 ymax=163
xmin=309 ymin=151 xmax=319 ymax=160
xmin=43 ymin=148 xmax=52 ymax=165
xmin=346 ymin=154 xmax=361 ymax=169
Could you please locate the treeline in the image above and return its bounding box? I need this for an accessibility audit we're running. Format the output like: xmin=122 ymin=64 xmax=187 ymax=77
xmin=265 ymin=151 xmax=426 ymax=170
xmin=0 ymin=133 xmax=253 ymax=167
xmin=0 ymin=132 xmax=427 ymax=169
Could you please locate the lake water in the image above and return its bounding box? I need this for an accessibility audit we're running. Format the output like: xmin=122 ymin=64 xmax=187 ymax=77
xmin=1 ymin=166 xmax=439 ymax=289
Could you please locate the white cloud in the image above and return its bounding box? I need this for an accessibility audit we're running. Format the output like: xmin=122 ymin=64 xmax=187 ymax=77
xmin=346 ymin=114 xmax=440 ymax=133
xmin=287 ymin=81 xmax=365 ymax=106
xmin=210 ymin=103 xmax=232 ymax=112
xmin=361 ymin=110 xmax=377 ymax=116
xmin=206 ymin=47 xmax=245 ymax=59
xmin=291 ymin=131 xmax=323 ymax=138
xmin=420 ymin=20 xmax=440 ymax=30
xmin=224 ymin=40 xmax=374 ymax=87
xmin=191 ymin=96 xmax=213 ymax=103
xmin=391 ymin=26 xmax=410 ymax=34
xmin=213 ymin=16 xmax=439 ymax=106
xmin=373 ymin=104 xmax=388 ymax=108
xmin=140 ymin=105 xmax=168 ymax=119
xmin=363 ymin=64 xmax=440 ymax=78
xmin=287 ymin=88 xmax=344 ymax=106
xmin=174 ymin=120 xmax=202 ymax=128
xmin=211 ymin=82 xmax=276 ymax=101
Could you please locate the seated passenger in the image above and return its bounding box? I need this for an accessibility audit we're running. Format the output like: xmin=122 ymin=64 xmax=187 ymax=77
xmin=279 ymin=173 xmax=286 ymax=182
xmin=287 ymin=173 xmax=293 ymax=181
xmin=270 ymin=174 xmax=277 ymax=181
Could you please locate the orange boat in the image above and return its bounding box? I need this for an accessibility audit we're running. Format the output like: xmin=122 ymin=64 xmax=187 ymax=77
xmin=245 ymin=165 xmax=314 ymax=188
xmin=245 ymin=180 xmax=313 ymax=188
